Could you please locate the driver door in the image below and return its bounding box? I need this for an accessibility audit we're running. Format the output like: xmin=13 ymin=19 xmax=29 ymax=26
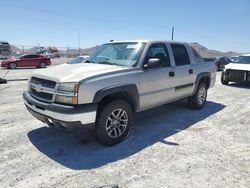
xmin=139 ymin=43 xmax=175 ymax=110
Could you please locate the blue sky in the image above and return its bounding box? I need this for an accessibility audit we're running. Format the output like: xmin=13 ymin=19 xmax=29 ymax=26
xmin=0 ymin=0 xmax=249 ymax=52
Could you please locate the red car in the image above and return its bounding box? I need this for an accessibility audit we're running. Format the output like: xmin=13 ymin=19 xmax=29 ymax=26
xmin=1 ymin=54 xmax=51 ymax=69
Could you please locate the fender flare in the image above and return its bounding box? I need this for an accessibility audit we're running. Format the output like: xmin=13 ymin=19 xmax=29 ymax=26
xmin=93 ymin=84 xmax=140 ymax=111
xmin=193 ymin=72 xmax=211 ymax=95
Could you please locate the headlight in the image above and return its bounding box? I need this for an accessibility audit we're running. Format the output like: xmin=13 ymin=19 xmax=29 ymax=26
xmin=57 ymin=83 xmax=79 ymax=94
xmin=55 ymin=83 xmax=79 ymax=104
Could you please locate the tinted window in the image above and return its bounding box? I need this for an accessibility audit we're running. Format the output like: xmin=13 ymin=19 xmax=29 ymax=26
xmin=145 ymin=43 xmax=171 ymax=67
xmin=234 ymin=56 xmax=250 ymax=64
xmin=171 ymin=44 xmax=191 ymax=66
xmin=224 ymin=57 xmax=232 ymax=63
xmin=22 ymin=55 xmax=38 ymax=58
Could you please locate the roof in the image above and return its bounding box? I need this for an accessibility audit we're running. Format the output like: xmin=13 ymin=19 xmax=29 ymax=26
xmin=0 ymin=41 xmax=9 ymax=44
xmin=106 ymin=39 xmax=186 ymax=44
xmin=241 ymin=54 xmax=250 ymax=57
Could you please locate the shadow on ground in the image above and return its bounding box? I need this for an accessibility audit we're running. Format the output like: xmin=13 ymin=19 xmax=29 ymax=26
xmin=228 ymin=82 xmax=250 ymax=88
xmin=28 ymin=100 xmax=225 ymax=170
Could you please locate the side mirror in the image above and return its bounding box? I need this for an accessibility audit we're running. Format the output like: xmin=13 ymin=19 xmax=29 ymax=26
xmin=144 ymin=58 xmax=161 ymax=69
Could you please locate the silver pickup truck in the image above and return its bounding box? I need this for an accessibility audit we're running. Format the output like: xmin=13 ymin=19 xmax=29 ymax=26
xmin=23 ymin=40 xmax=216 ymax=145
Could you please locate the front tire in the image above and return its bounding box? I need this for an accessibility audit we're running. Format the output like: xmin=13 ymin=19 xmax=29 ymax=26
xmin=95 ymin=99 xmax=134 ymax=146
xmin=221 ymin=72 xmax=229 ymax=85
xmin=188 ymin=83 xmax=207 ymax=109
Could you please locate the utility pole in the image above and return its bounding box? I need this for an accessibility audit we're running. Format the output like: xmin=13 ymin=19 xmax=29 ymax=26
xmin=171 ymin=27 xmax=174 ymax=41
xmin=78 ymin=30 xmax=81 ymax=55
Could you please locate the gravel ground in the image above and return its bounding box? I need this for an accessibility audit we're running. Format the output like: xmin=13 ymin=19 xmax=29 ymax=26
xmin=0 ymin=66 xmax=249 ymax=188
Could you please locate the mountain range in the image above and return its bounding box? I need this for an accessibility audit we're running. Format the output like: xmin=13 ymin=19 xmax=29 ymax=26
xmin=10 ymin=43 xmax=241 ymax=58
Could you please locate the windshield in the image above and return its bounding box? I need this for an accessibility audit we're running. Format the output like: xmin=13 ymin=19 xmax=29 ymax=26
xmin=233 ymin=56 xmax=250 ymax=64
xmin=67 ymin=57 xmax=85 ymax=64
xmin=88 ymin=42 xmax=146 ymax=67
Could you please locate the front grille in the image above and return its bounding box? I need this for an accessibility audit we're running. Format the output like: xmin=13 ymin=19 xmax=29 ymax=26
xmin=229 ymin=70 xmax=246 ymax=82
xmin=30 ymin=77 xmax=56 ymax=102
xmin=30 ymin=77 xmax=56 ymax=88
xmin=30 ymin=88 xmax=53 ymax=101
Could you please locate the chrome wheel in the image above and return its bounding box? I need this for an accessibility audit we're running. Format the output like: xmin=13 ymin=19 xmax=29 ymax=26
xmin=197 ymin=87 xmax=206 ymax=105
xmin=106 ymin=109 xmax=128 ymax=138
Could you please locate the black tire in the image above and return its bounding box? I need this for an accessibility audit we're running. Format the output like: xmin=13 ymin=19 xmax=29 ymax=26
xmin=95 ymin=99 xmax=134 ymax=146
xmin=39 ymin=62 xmax=47 ymax=68
xmin=221 ymin=72 xmax=229 ymax=85
xmin=218 ymin=64 xmax=222 ymax=71
xmin=188 ymin=83 xmax=207 ymax=109
xmin=9 ymin=63 xmax=17 ymax=69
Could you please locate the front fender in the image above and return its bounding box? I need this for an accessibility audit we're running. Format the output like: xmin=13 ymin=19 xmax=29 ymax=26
xmin=93 ymin=84 xmax=139 ymax=110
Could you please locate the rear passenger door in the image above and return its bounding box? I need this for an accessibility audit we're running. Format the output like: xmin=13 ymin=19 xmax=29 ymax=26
xmin=139 ymin=43 xmax=175 ymax=110
xmin=170 ymin=43 xmax=196 ymax=98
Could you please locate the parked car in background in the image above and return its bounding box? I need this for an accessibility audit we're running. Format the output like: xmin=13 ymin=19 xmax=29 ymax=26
xmin=43 ymin=52 xmax=60 ymax=59
xmin=230 ymin=56 xmax=239 ymax=62
xmin=215 ymin=57 xmax=232 ymax=71
xmin=67 ymin=55 xmax=89 ymax=64
xmin=1 ymin=54 xmax=51 ymax=69
xmin=221 ymin=54 xmax=250 ymax=85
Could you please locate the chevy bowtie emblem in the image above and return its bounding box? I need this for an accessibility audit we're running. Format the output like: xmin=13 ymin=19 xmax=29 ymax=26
xmin=34 ymin=84 xmax=43 ymax=92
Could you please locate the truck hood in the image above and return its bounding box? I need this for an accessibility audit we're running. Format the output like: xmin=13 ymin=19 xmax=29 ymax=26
xmin=225 ymin=63 xmax=250 ymax=71
xmin=31 ymin=63 xmax=130 ymax=83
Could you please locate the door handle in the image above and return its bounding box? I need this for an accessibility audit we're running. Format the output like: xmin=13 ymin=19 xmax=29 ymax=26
xmin=189 ymin=69 xmax=193 ymax=74
xmin=169 ymin=71 xmax=175 ymax=77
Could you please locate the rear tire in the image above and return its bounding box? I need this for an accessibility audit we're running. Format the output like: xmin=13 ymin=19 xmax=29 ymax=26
xmin=188 ymin=83 xmax=207 ymax=109
xmin=9 ymin=63 xmax=17 ymax=69
xmin=39 ymin=62 xmax=47 ymax=68
xmin=95 ymin=99 xmax=134 ymax=146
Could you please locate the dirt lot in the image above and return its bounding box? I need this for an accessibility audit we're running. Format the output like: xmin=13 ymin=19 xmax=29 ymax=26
xmin=0 ymin=64 xmax=249 ymax=188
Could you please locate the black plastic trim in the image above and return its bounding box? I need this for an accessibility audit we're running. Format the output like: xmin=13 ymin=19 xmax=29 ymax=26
xmin=23 ymin=91 xmax=97 ymax=114
xmin=175 ymin=83 xmax=194 ymax=91
xmin=93 ymin=84 xmax=139 ymax=110
xmin=192 ymin=72 xmax=211 ymax=95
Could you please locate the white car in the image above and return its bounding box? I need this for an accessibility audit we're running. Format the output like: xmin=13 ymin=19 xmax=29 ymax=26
xmin=221 ymin=54 xmax=250 ymax=85
xmin=67 ymin=55 xmax=89 ymax=64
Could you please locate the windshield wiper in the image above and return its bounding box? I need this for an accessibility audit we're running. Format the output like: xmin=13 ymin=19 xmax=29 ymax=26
xmin=98 ymin=61 xmax=120 ymax=66
xmin=84 ymin=59 xmax=95 ymax=63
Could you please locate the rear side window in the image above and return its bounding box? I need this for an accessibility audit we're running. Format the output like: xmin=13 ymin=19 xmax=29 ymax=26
xmin=171 ymin=44 xmax=191 ymax=66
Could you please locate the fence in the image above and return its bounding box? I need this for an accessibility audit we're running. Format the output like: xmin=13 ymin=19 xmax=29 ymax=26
xmin=7 ymin=44 xmax=97 ymax=58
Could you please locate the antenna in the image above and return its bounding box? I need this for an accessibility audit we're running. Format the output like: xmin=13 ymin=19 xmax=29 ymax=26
xmin=171 ymin=27 xmax=174 ymax=41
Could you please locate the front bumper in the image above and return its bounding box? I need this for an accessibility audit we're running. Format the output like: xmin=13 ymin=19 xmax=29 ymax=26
xmin=1 ymin=63 xmax=7 ymax=67
xmin=23 ymin=91 xmax=97 ymax=131
xmin=224 ymin=69 xmax=250 ymax=82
